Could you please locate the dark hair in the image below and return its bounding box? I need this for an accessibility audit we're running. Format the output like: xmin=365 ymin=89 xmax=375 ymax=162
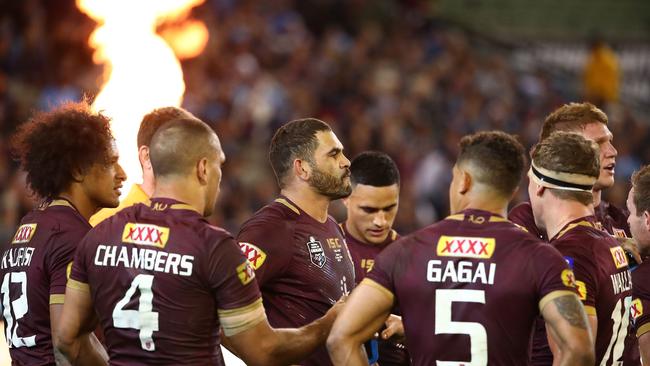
xmin=149 ymin=118 xmax=219 ymax=177
xmin=531 ymin=131 xmax=599 ymax=205
xmin=137 ymin=107 xmax=196 ymax=148
xmin=457 ymin=131 xmax=526 ymax=197
xmin=269 ymin=118 xmax=331 ymax=188
xmin=539 ymin=102 xmax=608 ymax=141
xmin=631 ymin=165 xmax=650 ymax=216
xmin=350 ymin=151 xmax=400 ymax=187
xmin=11 ymin=101 xmax=114 ymax=200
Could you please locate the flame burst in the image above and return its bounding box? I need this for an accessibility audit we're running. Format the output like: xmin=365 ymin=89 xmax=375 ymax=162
xmin=77 ymin=0 xmax=208 ymax=190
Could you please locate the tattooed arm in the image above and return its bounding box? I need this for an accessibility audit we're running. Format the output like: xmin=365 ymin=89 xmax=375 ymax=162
xmin=541 ymin=293 xmax=595 ymax=366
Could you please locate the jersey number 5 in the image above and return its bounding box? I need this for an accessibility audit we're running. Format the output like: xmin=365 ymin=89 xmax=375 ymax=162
xmin=1 ymin=272 xmax=36 ymax=348
xmin=435 ymin=289 xmax=487 ymax=365
xmin=113 ymin=274 xmax=159 ymax=351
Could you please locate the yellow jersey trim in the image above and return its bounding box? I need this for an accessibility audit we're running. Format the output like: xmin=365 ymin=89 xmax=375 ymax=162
xmin=637 ymin=323 xmax=650 ymax=338
xmin=49 ymin=294 xmax=65 ymax=305
xmin=556 ymin=221 xmax=594 ymax=240
xmin=218 ymin=298 xmax=264 ymax=317
xmin=488 ymin=216 xmax=508 ymax=223
xmin=66 ymin=279 xmax=90 ymax=292
xmin=275 ymin=198 xmax=300 ymax=215
xmin=48 ymin=199 xmax=74 ymax=209
xmin=584 ymin=305 xmax=597 ymax=316
xmin=538 ymin=290 xmax=579 ymax=312
xmin=360 ymin=278 xmax=395 ymax=302
xmin=218 ymin=298 xmax=266 ymax=337
xmin=445 ymin=214 xmax=464 ymax=221
xmin=169 ymin=203 xmax=199 ymax=212
xmin=390 ymin=230 xmax=398 ymax=241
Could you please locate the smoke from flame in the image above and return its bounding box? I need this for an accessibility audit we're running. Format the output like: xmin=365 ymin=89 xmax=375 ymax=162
xmin=77 ymin=0 xmax=208 ymax=193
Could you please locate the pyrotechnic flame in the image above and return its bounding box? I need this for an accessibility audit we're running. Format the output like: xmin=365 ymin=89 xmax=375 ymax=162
xmin=77 ymin=0 xmax=208 ymax=193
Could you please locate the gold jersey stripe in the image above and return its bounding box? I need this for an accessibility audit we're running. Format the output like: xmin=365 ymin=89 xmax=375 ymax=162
xmin=49 ymin=294 xmax=65 ymax=305
xmin=170 ymin=203 xmax=199 ymax=213
xmin=637 ymin=322 xmax=650 ymax=338
xmin=66 ymin=279 xmax=90 ymax=292
xmin=218 ymin=298 xmax=266 ymax=337
xmin=583 ymin=305 xmax=597 ymax=316
xmin=48 ymin=199 xmax=74 ymax=209
xmin=488 ymin=216 xmax=508 ymax=223
xmin=275 ymin=198 xmax=300 ymax=215
xmin=555 ymin=221 xmax=594 ymax=240
xmin=538 ymin=290 xmax=579 ymax=312
xmin=218 ymin=298 xmax=263 ymax=317
xmin=445 ymin=214 xmax=464 ymax=221
xmin=360 ymin=278 xmax=395 ymax=302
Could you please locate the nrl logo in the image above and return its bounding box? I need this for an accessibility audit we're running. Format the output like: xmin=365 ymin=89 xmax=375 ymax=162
xmin=306 ymin=236 xmax=326 ymax=268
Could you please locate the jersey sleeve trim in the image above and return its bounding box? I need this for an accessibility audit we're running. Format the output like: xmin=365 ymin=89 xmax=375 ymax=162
xmin=49 ymin=294 xmax=65 ymax=304
xmin=66 ymin=279 xmax=89 ymax=292
xmin=218 ymin=298 xmax=266 ymax=337
xmin=583 ymin=305 xmax=597 ymax=316
xmin=637 ymin=323 xmax=650 ymax=338
xmin=538 ymin=290 xmax=578 ymax=312
xmin=360 ymin=278 xmax=394 ymax=301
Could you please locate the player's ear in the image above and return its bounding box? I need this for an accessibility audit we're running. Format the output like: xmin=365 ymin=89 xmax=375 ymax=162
xmin=459 ymin=169 xmax=471 ymax=194
xmin=643 ymin=210 xmax=650 ymax=231
xmin=197 ymin=157 xmax=209 ymax=185
xmin=294 ymin=158 xmax=310 ymax=182
xmin=535 ymin=184 xmax=545 ymax=197
xmin=71 ymin=166 xmax=85 ymax=182
xmin=138 ymin=146 xmax=151 ymax=171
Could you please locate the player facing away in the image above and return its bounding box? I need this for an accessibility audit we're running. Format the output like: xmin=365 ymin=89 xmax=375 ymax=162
xmin=237 ymin=118 xmax=355 ymax=366
xmin=327 ymin=131 xmax=594 ymax=366
xmin=55 ymin=118 xmax=341 ymax=366
xmin=2 ymin=101 xmax=126 ymax=365
xmin=626 ymin=165 xmax=650 ymax=363
xmin=90 ymin=106 xmax=198 ymax=226
xmin=341 ymin=151 xmax=409 ymax=365
xmin=528 ymin=132 xmax=637 ymax=365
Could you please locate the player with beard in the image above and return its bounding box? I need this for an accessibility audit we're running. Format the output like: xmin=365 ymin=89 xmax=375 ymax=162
xmin=237 ymin=118 xmax=355 ymax=366
xmin=327 ymin=131 xmax=593 ymax=366
xmin=626 ymin=165 xmax=650 ymax=363
xmin=340 ymin=151 xmax=409 ymax=366
xmin=3 ymin=102 xmax=126 ymax=365
xmin=528 ymin=132 xmax=636 ymax=365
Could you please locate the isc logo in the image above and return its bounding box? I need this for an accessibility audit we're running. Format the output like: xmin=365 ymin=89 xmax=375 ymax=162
xmin=437 ymin=235 xmax=495 ymax=259
xmin=12 ymin=224 xmax=37 ymax=244
xmin=610 ymin=246 xmax=629 ymax=269
xmin=122 ymin=223 xmax=170 ymax=248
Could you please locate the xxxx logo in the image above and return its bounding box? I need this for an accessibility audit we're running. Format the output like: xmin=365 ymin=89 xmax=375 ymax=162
xmin=122 ymin=223 xmax=169 ymax=248
xmin=238 ymin=242 xmax=266 ymax=270
xmin=436 ymin=236 xmax=495 ymax=259
xmin=631 ymin=298 xmax=643 ymax=320
xmin=236 ymin=260 xmax=256 ymax=285
xmin=610 ymin=246 xmax=629 ymax=269
xmin=12 ymin=224 xmax=37 ymax=244
xmin=561 ymin=269 xmax=577 ymax=288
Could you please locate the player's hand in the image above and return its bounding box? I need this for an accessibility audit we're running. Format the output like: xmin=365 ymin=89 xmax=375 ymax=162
xmin=616 ymin=237 xmax=642 ymax=265
xmin=381 ymin=314 xmax=404 ymax=341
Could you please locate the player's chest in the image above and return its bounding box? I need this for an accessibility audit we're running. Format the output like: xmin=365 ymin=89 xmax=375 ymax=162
xmin=293 ymin=229 xmax=351 ymax=269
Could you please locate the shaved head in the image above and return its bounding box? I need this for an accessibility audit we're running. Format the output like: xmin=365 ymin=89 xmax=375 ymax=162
xmin=150 ymin=118 xmax=221 ymax=178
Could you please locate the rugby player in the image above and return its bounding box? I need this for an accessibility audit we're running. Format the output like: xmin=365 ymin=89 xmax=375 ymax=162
xmin=528 ymin=132 xmax=636 ymax=364
xmin=237 ymin=118 xmax=355 ymax=366
xmin=55 ymin=118 xmax=341 ymax=365
xmin=327 ymin=131 xmax=594 ymax=365
xmin=341 ymin=151 xmax=409 ymax=365
xmin=626 ymin=165 xmax=650 ymax=363
xmin=2 ymin=101 xmax=126 ymax=365
xmin=90 ymin=106 xmax=198 ymax=226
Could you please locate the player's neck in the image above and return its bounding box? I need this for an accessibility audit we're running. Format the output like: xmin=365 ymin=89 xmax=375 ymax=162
xmin=58 ymin=187 xmax=98 ymax=221
xmin=281 ymin=187 xmax=330 ymax=223
xmin=140 ymin=173 xmax=155 ymax=197
xmin=463 ymin=195 xmax=509 ymax=218
xmin=153 ymin=178 xmax=204 ymax=215
xmin=592 ymin=189 xmax=602 ymax=207
xmin=544 ymin=200 xmax=593 ymax=240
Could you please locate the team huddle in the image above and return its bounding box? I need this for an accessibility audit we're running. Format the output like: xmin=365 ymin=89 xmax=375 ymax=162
xmin=1 ymin=101 xmax=649 ymax=365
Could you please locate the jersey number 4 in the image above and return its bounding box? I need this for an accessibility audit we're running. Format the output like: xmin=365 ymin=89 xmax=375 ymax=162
xmin=1 ymin=272 xmax=36 ymax=348
xmin=435 ymin=289 xmax=487 ymax=365
xmin=113 ymin=274 xmax=159 ymax=351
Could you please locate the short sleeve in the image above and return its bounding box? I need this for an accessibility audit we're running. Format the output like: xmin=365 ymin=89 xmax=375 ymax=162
xmin=631 ymin=263 xmax=650 ymax=337
xmin=68 ymin=233 xmax=93 ymax=291
xmin=207 ymin=235 xmax=261 ymax=311
xmin=508 ymin=202 xmax=546 ymax=240
xmin=237 ymin=220 xmax=293 ymax=286
xmin=528 ymin=243 xmax=579 ymax=311
xmin=554 ymin=239 xmax=599 ymax=309
xmin=365 ymin=240 xmax=402 ymax=296
xmin=46 ymin=228 xmax=86 ymax=297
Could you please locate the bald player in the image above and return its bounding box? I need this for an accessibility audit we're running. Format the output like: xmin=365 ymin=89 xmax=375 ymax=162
xmin=328 ymin=131 xmax=594 ymax=366
xmin=3 ymin=102 xmax=126 ymax=365
xmin=528 ymin=132 xmax=636 ymax=365
xmin=90 ymin=106 xmax=198 ymax=226
xmin=55 ymin=118 xmax=341 ymax=365
xmin=626 ymin=166 xmax=650 ymax=363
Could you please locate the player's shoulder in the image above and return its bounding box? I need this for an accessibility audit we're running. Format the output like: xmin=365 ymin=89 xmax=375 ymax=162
xmin=239 ymin=198 xmax=299 ymax=234
xmin=632 ymin=261 xmax=650 ymax=292
xmin=508 ymin=201 xmax=533 ymax=218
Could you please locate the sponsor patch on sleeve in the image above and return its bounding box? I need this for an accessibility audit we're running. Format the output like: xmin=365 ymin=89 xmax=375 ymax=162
xmin=612 ymin=228 xmax=627 ymax=239
xmin=575 ymin=280 xmax=587 ymax=301
xmin=12 ymin=224 xmax=37 ymax=244
xmin=238 ymin=242 xmax=267 ymax=270
xmin=122 ymin=223 xmax=169 ymax=248
xmin=609 ymin=246 xmax=629 ymax=269
xmin=436 ymin=236 xmax=495 ymax=259
xmin=631 ymin=298 xmax=643 ymax=321
xmin=561 ymin=269 xmax=577 ymax=288
xmin=236 ymin=260 xmax=256 ymax=285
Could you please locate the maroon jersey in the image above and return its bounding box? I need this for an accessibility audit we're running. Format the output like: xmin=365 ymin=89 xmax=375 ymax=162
xmin=237 ymin=197 xmax=355 ymax=366
xmin=631 ymin=261 xmax=650 ymax=342
xmin=0 ymin=200 xmax=89 ymax=366
xmin=69 ymin=198 xmax=261 ymax=366
xmin=366 ymin=209 xmax=577 ymax=366
xmin=341 ymin=223 xmax=409 ymax=366
xmin=550 ymin=216 xmax=636 ymax=365
xmin=508 ymin=202 xmax=546 ymax=240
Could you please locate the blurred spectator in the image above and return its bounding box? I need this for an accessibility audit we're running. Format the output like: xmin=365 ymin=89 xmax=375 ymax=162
xmin=583 ymin=36 xmax=620 ymax=105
